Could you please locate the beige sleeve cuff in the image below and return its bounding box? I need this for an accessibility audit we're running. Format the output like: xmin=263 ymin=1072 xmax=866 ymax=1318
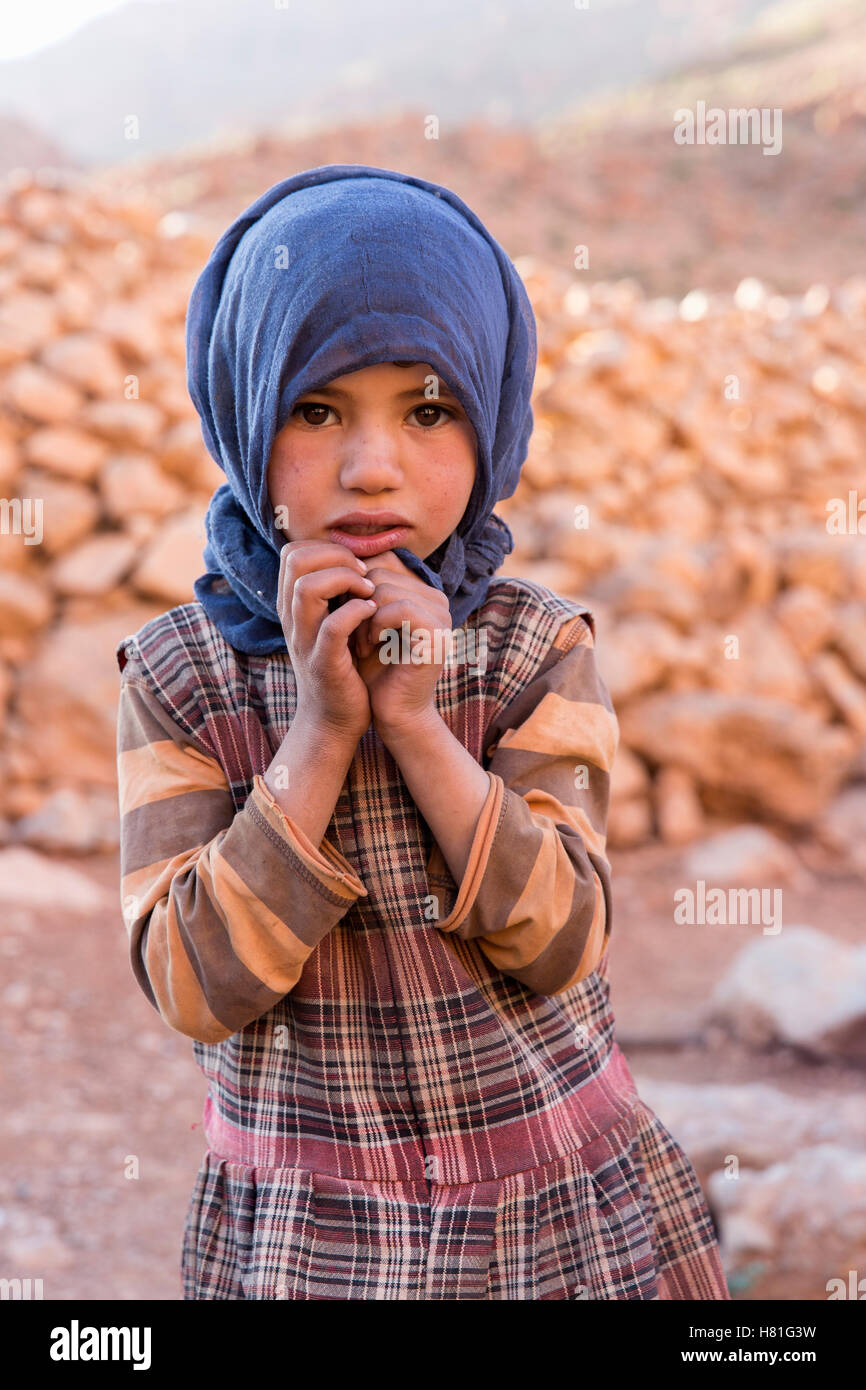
xmin=251 ymin=773 xmax=367 ymax=898
xmin=425 ymin=770 xmax=504 ymax=933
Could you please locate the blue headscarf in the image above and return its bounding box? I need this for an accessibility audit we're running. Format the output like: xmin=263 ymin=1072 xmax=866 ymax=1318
xmin=186 ymin=164 xmax=537 ymax=655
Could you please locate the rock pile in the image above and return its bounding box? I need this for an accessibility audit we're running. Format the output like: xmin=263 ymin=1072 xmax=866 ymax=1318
xmin=499 ymin=262 xmax=866 ymax=858
xmin=0 ymin=170 xmax=222 ymax=844
xmin=0 ymin=169 xmax=864 ymax=863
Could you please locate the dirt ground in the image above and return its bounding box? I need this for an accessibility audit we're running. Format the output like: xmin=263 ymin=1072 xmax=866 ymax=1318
xmin=1 ymin=840 xmax=862 ymax=1301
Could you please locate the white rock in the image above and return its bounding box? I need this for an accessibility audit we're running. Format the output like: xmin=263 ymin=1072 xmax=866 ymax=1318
xmin=12 ymin=605 xmax=158 ymax=783
xmin=707 ymin=1145 xmax=866 ymax=1300
xmin=0 ymin=847 xmax=109 ymax=911
xmin=682 ymin=824 xmax=808 ymax=886
xmin=816 ymin=786 xmax=866 ymax=873
xmin=50 ymin=533 xmax=138 ymax=597
xmin=633 ymin=1077 xmax=866 ymax=1189
xmin=709 ymin=925 xmax=866 ymax=1060
xmin=12 ymin=787 xmax=120 ymax=853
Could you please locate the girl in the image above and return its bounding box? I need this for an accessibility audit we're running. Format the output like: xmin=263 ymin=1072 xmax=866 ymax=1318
xmin=115 ymin=164 xmax=730 ymax=1300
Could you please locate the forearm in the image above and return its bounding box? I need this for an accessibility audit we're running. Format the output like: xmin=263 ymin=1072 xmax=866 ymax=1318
xmin=380 ymin=710 xmax=491 ymax=885
xmin=118 ymin=678 xmax=367 ymax=1044
xmin=385 ymin=710 xmax=610 ymax=993
xmin=263 ymin=715 xmax=359 ymax=848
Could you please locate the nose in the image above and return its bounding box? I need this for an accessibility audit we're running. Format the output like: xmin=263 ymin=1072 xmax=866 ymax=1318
xmin=338 ymin=424 xmax=404 ymax=491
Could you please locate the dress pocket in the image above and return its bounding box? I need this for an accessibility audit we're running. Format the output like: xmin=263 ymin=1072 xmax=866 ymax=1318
xmin=181 ymin=1152 xmax=245 ymax=1300
xmin=242 ymin=1165 xmax=318 ymax=1299
xmin=481 ymin=1117 xmax=658 ymax=1300
xmin=568 ymin=1109 xmax=661 ymax=1300
xmin=244 ymin=1168 xmax=429 ymax=1300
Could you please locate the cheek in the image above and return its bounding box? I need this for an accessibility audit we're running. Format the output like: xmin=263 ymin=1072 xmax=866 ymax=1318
xmin=426 ymin=463 xmax=475 ymax=533
xmin=267 ymin=454 xmax=306 ymax=536
xmin=437 ymin=427 xmax=475 ymax=484
xmin=268 ymin=446 xmax=306 ymax=504
xmin=443 ymin=439 xmax=477 ymax=511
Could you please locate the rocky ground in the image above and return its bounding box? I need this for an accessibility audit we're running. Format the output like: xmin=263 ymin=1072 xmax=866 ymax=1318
xmin=1 ymin=842 xmax=863 ymax=1301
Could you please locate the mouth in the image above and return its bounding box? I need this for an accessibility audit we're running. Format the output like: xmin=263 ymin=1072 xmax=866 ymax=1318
xmin=328 ymin=523 xmax=412 ymax=557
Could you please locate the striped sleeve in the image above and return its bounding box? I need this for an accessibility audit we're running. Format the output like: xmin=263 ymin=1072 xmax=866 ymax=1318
xmin=117 ymin=673 xmax=367 ymax=1043
xmin=426 ymin=613 xmax=617 ymax=996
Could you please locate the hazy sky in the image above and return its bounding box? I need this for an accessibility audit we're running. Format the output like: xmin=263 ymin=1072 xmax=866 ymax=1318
xmin=0 ymin=0 xmax=718 ymax=63
xmin=0 ymin=0 xmax=161 ymax=60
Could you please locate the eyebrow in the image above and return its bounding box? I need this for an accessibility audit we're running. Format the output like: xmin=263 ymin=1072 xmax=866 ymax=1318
xmin=303 ymin=382 xmax=460 ymax=403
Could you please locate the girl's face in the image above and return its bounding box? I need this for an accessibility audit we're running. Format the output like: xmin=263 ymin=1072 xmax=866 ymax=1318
xmin=266 ymin=360 xmax=477 ymax=561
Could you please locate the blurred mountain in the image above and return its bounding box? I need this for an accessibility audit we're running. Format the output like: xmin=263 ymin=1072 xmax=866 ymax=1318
xmin=547 ymin=0 xmax=866 ymax=132
xmin=0 ymin=116 xmax=79 ymax=177
xmin=533 ymin=0 xmax=866 ymax=292
xmin=87 ymin=0 xmax=866 ymax=296
xmin=0 ymin=0 xmax=776 ymax=168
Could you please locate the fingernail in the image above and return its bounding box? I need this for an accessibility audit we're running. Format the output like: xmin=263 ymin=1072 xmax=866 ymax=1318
xmin=357 ymin=560 xmax=368 ymax=573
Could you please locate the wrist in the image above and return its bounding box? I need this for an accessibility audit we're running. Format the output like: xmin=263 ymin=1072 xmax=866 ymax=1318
xmin=374 ymin=707 xmax=443 ymax=749
xmin=290 ymin=711 xmax=365 ymax=759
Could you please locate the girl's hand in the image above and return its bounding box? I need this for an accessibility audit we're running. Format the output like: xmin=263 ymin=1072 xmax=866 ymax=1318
xmin=352 ymin=551 xmax=452 ymax=737
xmin=276 ymin=540 xmax=378 ymax=745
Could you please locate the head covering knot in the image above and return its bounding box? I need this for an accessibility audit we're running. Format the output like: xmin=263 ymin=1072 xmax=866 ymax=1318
xmin=186 ymin=163 xmax=537 ymax=654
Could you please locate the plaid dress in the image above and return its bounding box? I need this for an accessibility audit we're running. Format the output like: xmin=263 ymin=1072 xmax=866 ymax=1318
xmin=115 ymin=575 xmax=729 ymax=1301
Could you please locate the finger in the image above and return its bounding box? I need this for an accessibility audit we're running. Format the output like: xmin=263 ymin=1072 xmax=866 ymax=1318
xmin=359 ymin=549 xmax=415 ymax=577
xmin=361 ymin=551 xmax=416 ymax=578
xmin=357 ymin=615 xmax=376 ymax=660
xmin=363 ymin=581 xmax=450 ymax=622
xmin=292 ymin=566 xmax=375 ymax=618
xmin=363 ymin=565 xmax=449 ymax=617
xmin=364 ymin=598 xmax=451 ymax=650
xmin=319 ymin=596 xmax=380 ymax=649
xmin=362 ymin=583 xmax=449 ymax=619
xmin=358 ymin=575 xmax=439 ymax=610
xmin=351 ymin=613 xmax=368 ymax=658
xmin=280 ymin=539 xmax=368 ymax=585
xmin=278 ymin=546 xmax=368 ymax=623
xmin=289 ymin=568 xmax=375 ymax=650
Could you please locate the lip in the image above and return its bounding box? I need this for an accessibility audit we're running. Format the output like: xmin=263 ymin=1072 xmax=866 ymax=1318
xmin=329 ymin=524 xmax=412 ymax=557
xmin=329 ymin=511 xmax=412 ymax=529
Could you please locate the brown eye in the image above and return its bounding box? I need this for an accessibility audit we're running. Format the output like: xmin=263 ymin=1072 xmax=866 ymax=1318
xmin=413 ymin=405 xmax=454 ymax=427
xmin=293 ymin=402 xmax=333 ymax=425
